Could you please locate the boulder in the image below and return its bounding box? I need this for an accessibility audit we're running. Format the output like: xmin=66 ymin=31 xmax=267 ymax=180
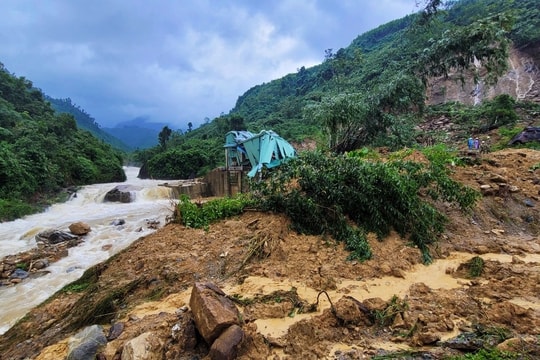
xmin=111 ymin=219 xmax=126 ymax=226
xmin=104 ymin=185 xmax=140 ymax=203
xmin=189 ymin=282 xmax=241 ymax=344
xmin=35 ymin=229 xmax=79 ymax=245
xmin=170 ymin=315 xmax=198 ymax=351
xmin=106 ymin=322 xmax=124 ymax=341
xmin=66 ymin=325 xmax=107 ymax=360
xmin=209 ymin=324 xmax=244 ymax=360
xmin=121 ymin=332 xmax=163 ymax=360
xmin=333 ymin=296 xmax=372 ymax=326
xmin=69 ymin=222 xmax=91 ymax=235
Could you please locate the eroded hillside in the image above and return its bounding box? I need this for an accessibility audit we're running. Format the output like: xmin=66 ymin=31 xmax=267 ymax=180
xmin=1 ymin=149 xmax=539 ymax=359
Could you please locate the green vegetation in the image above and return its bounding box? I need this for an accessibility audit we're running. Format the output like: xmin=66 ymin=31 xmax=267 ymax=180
xmin=133 ymin=0 xmax=538 ymax=180
xmin=468 ymin=256 xmax=485 ymax=277
xmin=46 ymin=96 xmax=132 ymax=152
xmin=61 ymin=283 xmax=91 ymax=293
xmin=446 ymin=348 xmax=519 ymax=360
xmin=176 ymin=194 xmax=255 ymax=230
xmin=177 ymin=147 xmax=479 ymax=263
xmin=373 ymin=295 xmax=409 ymax=327
xmin=251 ymin=149 xmax=479 ymax=263
xmin=0 ymin=63 xmax=126 ymax=221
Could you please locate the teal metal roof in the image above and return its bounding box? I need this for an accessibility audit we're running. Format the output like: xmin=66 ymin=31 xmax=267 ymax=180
xmin=224 ymin=130 xmax=296 ymax=177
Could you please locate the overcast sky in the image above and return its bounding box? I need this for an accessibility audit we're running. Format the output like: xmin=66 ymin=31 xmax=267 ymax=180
xmin=0 ymin=0 xmax=419 ymax=130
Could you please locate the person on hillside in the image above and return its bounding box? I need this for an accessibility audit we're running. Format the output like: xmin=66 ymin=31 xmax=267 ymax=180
xmin=474 ymin=137 xmax=480 ymax=150
xmin=468 ymin=137 xmax=474 ymax=150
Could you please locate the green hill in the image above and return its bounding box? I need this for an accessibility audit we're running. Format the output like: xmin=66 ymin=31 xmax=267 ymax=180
xmin=0 ymin=64 xmax=126 ymax=221
xmin=46 ymin=96 xmax=132 ymax=152
xmin=135 ymin=0 xmax=539 ymax=179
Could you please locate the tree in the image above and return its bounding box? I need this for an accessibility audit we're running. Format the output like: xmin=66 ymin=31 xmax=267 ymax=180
xmin=158 ymin=125 xmax=172 ymax=149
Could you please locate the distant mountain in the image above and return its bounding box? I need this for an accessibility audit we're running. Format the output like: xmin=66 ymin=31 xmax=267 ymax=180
xmin=46 ymin=96 xmax=132 ymax=152
xmin=102 ymin=116 xmax=165 ymax=150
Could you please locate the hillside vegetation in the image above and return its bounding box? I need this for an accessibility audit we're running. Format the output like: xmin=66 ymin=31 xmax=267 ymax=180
xmin=0 ymin=64 xmax=126 ymax=221
xmin=46 ymin=97 xmax=132 ymax=152
xmin=135 ymin=0 xmax=540 ymax=179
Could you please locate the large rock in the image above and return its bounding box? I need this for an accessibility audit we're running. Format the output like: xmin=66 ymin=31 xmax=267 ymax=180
xmin=209 ymin=324 xmax=244 ymax=360
xmin=104 ymin=185 xmax=141 ymax=203
xmin=35 ymin=229 xmax=79 ymax=245
xmin=170 ymin=315 xmax=198 ymax=351
xmin=333 ymin=296 xmax=373 ymax=326
xmin=69 ymin=222 xmax=91 ymax=235
xmin=121 ymin=332 xmax=163 ymax=360
xmin=189 ymin=282 xmax=242 ymax=344
xmin=66 ymin=325 xmax=107 ymax=360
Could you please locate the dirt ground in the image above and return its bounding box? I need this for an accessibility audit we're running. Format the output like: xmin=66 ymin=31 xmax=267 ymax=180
xmin=1 ymin=148 xmax=540 ymax=359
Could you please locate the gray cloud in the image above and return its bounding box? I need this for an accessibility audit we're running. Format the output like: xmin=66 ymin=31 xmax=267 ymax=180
xmin=0 ymin=0 xmax=415 ymax=130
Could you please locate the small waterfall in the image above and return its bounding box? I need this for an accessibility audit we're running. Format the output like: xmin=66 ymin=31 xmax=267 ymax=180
xmin=0 ymin=167 xmax=176 ymax=335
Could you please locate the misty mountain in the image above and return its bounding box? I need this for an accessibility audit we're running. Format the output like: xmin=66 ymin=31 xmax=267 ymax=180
xmin=102 ymin=117 xmax=169 ymax=150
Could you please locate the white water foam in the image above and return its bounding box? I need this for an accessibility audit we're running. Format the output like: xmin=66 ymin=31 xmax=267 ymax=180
xmin=0 ymin=167 xmax=175 ymax=334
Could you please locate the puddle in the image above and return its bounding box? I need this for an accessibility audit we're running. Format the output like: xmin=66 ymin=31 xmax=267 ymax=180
xmin=224 ymin=251 xmax=540 ymax=339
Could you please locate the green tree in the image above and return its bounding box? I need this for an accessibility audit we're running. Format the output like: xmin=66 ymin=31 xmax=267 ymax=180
xmin=158 ymin=125 xmax=172 ymax=149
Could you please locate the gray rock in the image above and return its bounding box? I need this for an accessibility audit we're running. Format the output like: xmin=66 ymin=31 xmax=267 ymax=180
xmin=112 ymin=218 xmax=126 ymax=226
xmin=66 ymin=325 xmax=107 ymax=360
xmin=36 ymin=229 xmax=79 ymax=245
xmin=104 ymin=185 xmax=141 ymax=203
xmin=10 ymin=268 xmax=29 ymax=279
xmin=107 ymin=322 xmax=124 ymax=341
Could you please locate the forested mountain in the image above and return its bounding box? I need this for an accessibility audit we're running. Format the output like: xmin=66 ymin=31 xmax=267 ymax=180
xmin=0 ymin=64 xmax=126 ymax=221
xmin=102 ymin=117 xmax=164 ymax=150
xmin=135 ymin=0 xmax=540 ymax=180
xmin=46 ymin=96 xmax=132 ymax=152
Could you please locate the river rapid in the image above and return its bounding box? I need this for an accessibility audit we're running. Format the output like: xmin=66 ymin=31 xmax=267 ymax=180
xmin=0 ymin=167 xmax=174 ymax=335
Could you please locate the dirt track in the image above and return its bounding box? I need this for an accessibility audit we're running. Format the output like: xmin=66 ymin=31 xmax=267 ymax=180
xmin=1 ymin=149 xmax=540 ymax=359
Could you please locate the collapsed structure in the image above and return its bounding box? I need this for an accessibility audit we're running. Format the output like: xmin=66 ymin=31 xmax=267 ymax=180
xmin=162 ymin=130 xmax=297 ymax=198
xmin=224 ymin=130 xmax=297 ymax=178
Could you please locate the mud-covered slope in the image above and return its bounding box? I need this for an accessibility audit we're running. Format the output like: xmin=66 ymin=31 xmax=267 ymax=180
xmin=1 ymin=150 xmax=540 ymax=359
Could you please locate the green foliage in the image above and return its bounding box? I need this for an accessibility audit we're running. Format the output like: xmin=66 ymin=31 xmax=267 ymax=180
xmin=15 ymin=262 xmax=28 ymax=271
xmin=0 ymin=65 xmax=126 ymax=220
xmin=46 ymin=96 xmax=131 ymax=152
xmin=0 ymin=199 xmax=36 ymax=222
xmin=415 ymin=11 xmax=512 ymax=85
xmin=373 ymin=295 xmax=409 ymax=327
xmin=177 ymin=194 xmax=255 ymax=229
xmin=468 ymin=256 xmax=485 ymax=277
xmin=251 ymin=150 xmax=479 ymax=262
xmin=158 ymin=125 xmax=172 ymax=149
xmin=446 ymin=348 xmax=519 ymax=360
xmin=61 ymin=282 xmax=91 ymax=293
xmin=136 ymin=136 xmax=223 ymax=179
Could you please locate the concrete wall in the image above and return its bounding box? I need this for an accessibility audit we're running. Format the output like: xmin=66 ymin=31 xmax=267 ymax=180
xmin=162 ymin=168 xmax=250 ymax=199
xmin=202 ymin=167 xmax=250 ymax=197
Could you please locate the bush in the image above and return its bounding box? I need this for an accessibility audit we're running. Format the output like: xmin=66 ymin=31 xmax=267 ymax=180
xmin=251 ymin=150 xmax=479 ymax=263
xmin=0 ymin=199 xmax=36 ymax=222
xmin=177 ymin=194 xmax=255 ymax=229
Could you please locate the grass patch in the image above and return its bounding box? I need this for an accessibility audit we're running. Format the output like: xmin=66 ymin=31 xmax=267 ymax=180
xmin=468 ymin=256 xmax=485 ymax=278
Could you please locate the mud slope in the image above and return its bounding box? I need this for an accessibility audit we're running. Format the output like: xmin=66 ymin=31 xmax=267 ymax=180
xmin=1 ymin=149 xmax=540 ymax=359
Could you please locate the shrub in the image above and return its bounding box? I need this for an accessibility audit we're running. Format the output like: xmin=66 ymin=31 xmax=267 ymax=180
xmin=177 ymin=194 xmax=255 ymax=229
xmin=251 ymin=150 xmax=479 ymax=263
